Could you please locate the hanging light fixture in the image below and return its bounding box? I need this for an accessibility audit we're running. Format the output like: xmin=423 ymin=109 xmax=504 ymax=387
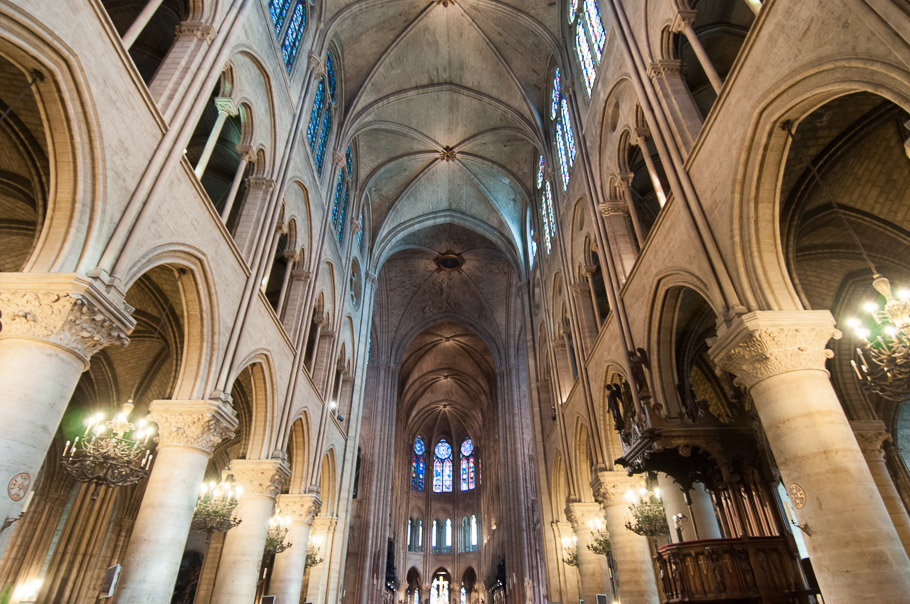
xmin=781 ymin=120 xmax=910 ymax=401
xmin=191 ymin=475 xmax=242 ymax=533
xmin=61 ymin=400 xmax=155 ymax=498
xmin=560 ymin=536 xmax=578 ymax=567
xmin=847 ymin=276 xmax=910 ymax=400
xmin=265 ymin=510 xmax=292 ymax=554
xmin=624 ymin=486 xmax=669 ymax=537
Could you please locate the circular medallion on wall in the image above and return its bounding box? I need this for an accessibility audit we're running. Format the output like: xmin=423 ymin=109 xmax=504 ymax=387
xmin=8 ymin=472 xmax=30 ymax=501
xmin=788 ymin=483 xmax=807 ymax=509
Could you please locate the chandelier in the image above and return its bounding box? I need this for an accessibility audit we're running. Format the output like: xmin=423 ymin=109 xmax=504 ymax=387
xmin=305 ymin=546 xmax=324 ymax=569
xmin=586 ymin=528 xmax=611 ymax=556
xmin=190 ymin=477 xmax=242 ymax=533
xmin=265 ymin=511 xmax=292 ymax=554
xmin=624 ymin=487 xmax=669 ymax=537
xmin=846 ymin=275 xmax=910 ymax=400
xmin=561 ymin=536 xmax=578 ymax=567
xmin=61 ymin=400 xmax=154 ymax=497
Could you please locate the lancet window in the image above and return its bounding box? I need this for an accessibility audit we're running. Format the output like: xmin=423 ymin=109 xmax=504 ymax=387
xmin=460 ymin=437 xmax=475 ymax=491
xmin=411 ymin=436 xmax=426 ymax=491
xmin=571 ymin=0 xmax=606 ymax=96
xmin=269 ymin=0 xmax=307 ymax=71
xmin=433 ymin=439 xmax=453 ymax=493
xmin=550 ymin=70 xmax=576 ymax=190
xmin=535 ymin=155 xmax=557 ymax=255
xmin=306 ymin=53 xmax=337 ymax=176
xmin=331 ymin=145 xmax=355 ymax=243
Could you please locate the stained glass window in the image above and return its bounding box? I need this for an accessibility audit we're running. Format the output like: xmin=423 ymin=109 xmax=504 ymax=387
xmin=356 ymin=210 xmax=364 ymax=249
xmin=568 ymin=0 xmax=579 ymax=23
xmin=433 ymin=440 xmax=453 ymax=493
xmin=530 ymin=225 xmax=538 ymax=259
xmin=336 ymin=185 xmax=349 ymax=242
xmin=584 ymin=0 xmax=606 ymax=61
xmin=550 ymin=69 xmax=561 ymax=120
xmin=561 ymin=99 xmax=577 ymax=165
xmin=461 ymin=586 xmax=467 ymax=604
xmin=460 ymin=438 xmax=475 ymax=491
xmin=555 ymin=122 xmax=570 ymax=189
xmin=330 ymin=146 xmax=355 ymax=243
xmin=280 ymin=2 xmax=305 ymax=71
xmin=470 ymin=514 xmax=477 ymax=546
xmin=545 ymin=181 xmax=556 ymax=237
xmin=541 ymin=197 xmax=552 ymax=254
xmin=326 ymin=54 xmax=337 ymax=104
xmin=306 ymin=80 xmax=325 ymax=150
xmin=331 ymin=170 xmax=344 ymax=225
xmin=314 ymin=109 xmax=332 ymax=175
xmin=345 ymin=146 xmax=354 ymax=176
xmin=269 ymin=0 xmax=292 ymax=34
xmin=411 ymin=436 xmax=426 ymax=490
xmin=576 ymin=20 xmax=597 ymax=94
xmin=536 ymin=155 xmax=545 ymax=189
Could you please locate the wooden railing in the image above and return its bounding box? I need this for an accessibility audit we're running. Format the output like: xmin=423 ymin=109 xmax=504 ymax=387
xmin=656 ymin=536 xmax=808 ymax=603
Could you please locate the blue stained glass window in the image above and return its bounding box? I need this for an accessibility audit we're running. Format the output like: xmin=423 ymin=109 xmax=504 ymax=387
xmin=536 ymin=155 xmax=545 ymax=189
xmin=412 ymin=436 xmax=426 ymax=490
xmin=331 ymin=170 xmax=344 ymax=225
xmin=460 ymin=457 xmax=468 ymax=491
xmin=550 ymin=69 xmax=561 ymax=120
xmin=545 ymin=181 xmax=556 ymax=237
xmin=576 ymin=21 xmax=597 ymax=95
xmin=434 ymin=440 xmax=453 ymax=493
xmin=529 ymin=225 xmax=538 ymax=259
xmin=541 ymin=197 xmax=552 ymax=254
xmin=269 ymin=0 xmax=292 ymax=34
xmin=561 ymin=99 xmax=576 ymax=165
xmin=346 ymin=147 xmax=353 ymax=176
xmin=356 ymin=210 xmax=364 ymax=249
xmin=326 ymin=54 xmax=337 ymax=104
xmin=307 ymin=80 xmax=325 ymax=150
xmin=314 ymin=109 xmax=332 ymax=175
xmin=280 ymin=2 xmax=305 ymax=71
xmin=460 ymin=438 xmax=473 ymax=457
xmin=460 ymin=438 xmax=475 ymax=491
xmin=584 ymin=0 xmax=606 ymax=60
xmin=336 ymin=184 xmax=349 ymax=242
xmin=556 ymin=122 xmax=570 ymax=189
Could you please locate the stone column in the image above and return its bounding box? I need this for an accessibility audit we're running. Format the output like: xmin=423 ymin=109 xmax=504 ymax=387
xmin=305 ymin=516 xmax=337 ymax=604
xmin=631 ymin=130 xmax=667 ymax=208
xmin=194 ymin=97 xmax=237 ymax=179
xmin=656 ymin=474 xmax=696 ymax=543
xmin=566 ymin=502 xmax=612 ymax=604
xmin=569 ymin=283 xmax=597 ymax=353
xmin=671 ymin=10 xmax=724 ymax=94
xmin=270 ymin=494 xmax=321 ymax=604
xmin=210 ymin=459 xmax=290 ymax=604
xmin=689 ymin=482 xmax=721 ymax=539
xmin=593 ymin=472 xmax=659 ymax=604
xmin=122 ymin=0 xmax=166 ymax=49
xmin=709 ymin=310 xmax=910 ymax=603
xmin=852 ymin=419 xmax=910 ymax=554
xmin=148 ymin=21 xmax=216 ymax=118
xmin=233 ymin=177 xmax=277 ymax=263
xmin=220 ymin=146 xmax=255 ymax=222
xmin=0 ymin=277 xmax=132 ymax=554
xmin=115 ymin=399 xmax=237 ymax=604
xmin=598 ymin=200 xmax=637 ymax=278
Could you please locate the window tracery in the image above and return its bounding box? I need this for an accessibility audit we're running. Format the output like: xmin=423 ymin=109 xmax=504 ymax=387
xmin=280 ymin=2 xmax=305 ymax=71
xmin=433 ymin=439 xmax=453 ymax=493
xmin=536 ymin=155 xmax=556 ymax=255
xmin=411 ymin=435 xmax=426 ymax=491
xmin=460 ymin=437 xmax=475 ymax=491
xmin=550 ymin=70 xmax=576 ymax=190
xmin=307 ymin=53 xmax=338 ymax=176
xmin=571 ymin=0 xmax=606 ymax=96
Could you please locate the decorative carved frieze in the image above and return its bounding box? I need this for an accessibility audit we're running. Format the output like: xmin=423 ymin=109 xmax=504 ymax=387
xmin=149 ymin=399 xmax=238 ymax=454
xmin=709 ymin=311 xmax=841 ymax=390
xmin=176 ymin=21 xmax=216 ymax=43
xmin=0 ymin=282 xmax=132 ymax=365
xmin=230 ymin=459 xmax=291 ymax=498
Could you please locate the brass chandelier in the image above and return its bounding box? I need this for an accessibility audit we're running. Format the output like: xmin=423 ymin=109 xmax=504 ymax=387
xmin=191 ymin=477 xmax=242 ymax=533
xmin=61 ymin=400 xmax=154 ymax=497
xmin=624 ymin=487 xmax=669 ymax=538
xmin=265 ymin=511 xmax=292 ymax=554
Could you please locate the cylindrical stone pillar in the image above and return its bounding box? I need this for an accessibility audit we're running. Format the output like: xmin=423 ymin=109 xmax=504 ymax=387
xmin=567 ymin=502 xmax=612 ymax=604
xmin=0 ymin=281 xmax=132 ymax=556
xmin=594 ymin=472 xmax=659 ymax=604
xmin=122 ymin=0 xmax=166 ymax=49
xmin=210 ymin=459 xmax=290 ymax=604
xmin=673 ymin=11 xmax=724 ymax=94
xmin=270 ymin=493 xmax=321 ymax=604
xmin=115 ymin=399 xmax=237 ymax=604
xmin=194 ymin=98 xmax=236 ymax=179
xmin=710 ymin=310 xmax=910 ymax=603
xmin=690 ymin=482 xmax=721 ymax=540
xmin=656 ymin=474 xmax=695 ymax=543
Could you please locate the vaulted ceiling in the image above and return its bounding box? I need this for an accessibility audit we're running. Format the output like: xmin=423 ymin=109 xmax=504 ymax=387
xmin=327 ymin=0 xmax=561 ymax=267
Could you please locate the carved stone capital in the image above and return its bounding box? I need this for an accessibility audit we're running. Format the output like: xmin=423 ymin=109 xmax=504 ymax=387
xmin=708 ymin=311 xmax=841 ymax=390
xmin=0 ymin=275 xmax=134 ymax=367
xmin=631 ymin=127 xmax=651 ymax=147
xmin=350 ymin=219 xmax=362 ymax=235
xmin=592 ymin=471 xmax=641 ymax=506
xmin=292 ymin=269 xmax=312 ymax=282
xmin=599 ymin=201 xmax=628 ymax=217
xmin=236 ymin=145 xmax=256 ymax=163
xmin=307 ymin=53 xmax=323 ymax=76
xmin=332 ymin=150 xmax=346 ymax=169
xmin=213 ymin=97 xmax=238 ymax=116
xmin=569 ymin=282 xmax=589 ymax=296
xmin=149 ymin=399 xmax=238 ymax=454
xmin=648 ymin=60 xmax=685 ymax=79
xmin=670 ymin=9 xmax=697 ymax=33
xmin=277 ymin=493 xmax=322 ymax=525
xmin=176 ymin=21 xmax=216 ymax=43
xmin=230 ymin=459 xmax=291 ymax=498
xmin=312 ymin=514 xmax=338 ymax=531
xmin=246 ymin=176 xmax=276 ymax=192
xmin=565 ymin=502 xmax=606 ymax=532
xmin=851 ymin=419 xmax=892 ymax=461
